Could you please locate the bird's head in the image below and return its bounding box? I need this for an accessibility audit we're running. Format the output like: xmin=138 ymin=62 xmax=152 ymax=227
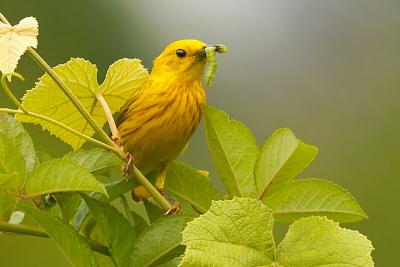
xmin=151 ymin=39 xmax=216 ymax=81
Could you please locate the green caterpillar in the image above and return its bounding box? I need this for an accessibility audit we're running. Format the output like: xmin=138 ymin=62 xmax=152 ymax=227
xmin=205 ymin=44 xmax=227 ymax=86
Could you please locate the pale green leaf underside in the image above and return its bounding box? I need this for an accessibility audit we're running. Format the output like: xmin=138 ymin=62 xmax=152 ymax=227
xmin=20 ymin=203 xmax=99 ymax=267
xmin=17 ymin=58 xmax=148 ymax=150
xmin=204 ymin=105 xmax=259 ymax=198
xmin=0 ymin=17 xmax=38 ymax=75
xmin=256 ymin=128 xmax=318 ymax=200
xmin=63 ymin=148 xmax=123 ymax=172
xmin=24 ymin=158 xmax=107 ymax=197
xmin=277 ymin=216 xmax=374 ymax=266
xmin=265 ymin=178 xmax=367 ymax=223
xmin=180 ymin=197 xmax=275 ymax=267
xmin=82 ymin=195 xmax=135 ymax=267
xmin=165 ymin=162 xmax=222 ymax=213
xmin=180 ymin=198 xmax=374 ymax=267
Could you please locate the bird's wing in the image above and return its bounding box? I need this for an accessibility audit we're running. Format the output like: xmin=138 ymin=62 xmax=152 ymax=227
xmin=116 ymin=96 xmax=135 ymax=128
xmin=115 ymin=78 xmax=153 ymax=127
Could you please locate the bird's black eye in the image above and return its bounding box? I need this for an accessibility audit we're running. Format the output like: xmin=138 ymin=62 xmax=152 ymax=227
xmin=176 ymin=49 xmax=186 ymax=58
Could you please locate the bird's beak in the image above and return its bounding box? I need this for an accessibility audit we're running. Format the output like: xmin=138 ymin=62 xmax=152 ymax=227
xmin=193 ymin=45 xmax=224 ymax=58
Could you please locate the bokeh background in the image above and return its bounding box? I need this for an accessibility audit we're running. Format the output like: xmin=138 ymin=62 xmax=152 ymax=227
xmin=1 ymin=0 xmax=399 ymax=266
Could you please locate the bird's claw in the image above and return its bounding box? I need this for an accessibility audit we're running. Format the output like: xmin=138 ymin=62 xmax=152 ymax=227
xmin=159 ymin=189 xmax=181 ymax=215
xmin=164 ymin=201 xmax=181 ymax=216
xmin=123 ymin=153 xmax=134 ymax=180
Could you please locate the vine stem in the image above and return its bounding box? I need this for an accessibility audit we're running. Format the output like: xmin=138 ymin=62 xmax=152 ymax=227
xmin=0 ymin=221 xmax=110 ymax=256
xmin=1 ymin=73 xmax=28 ymax=112
xmin=0 ymin=107 xmax=119 ymax=153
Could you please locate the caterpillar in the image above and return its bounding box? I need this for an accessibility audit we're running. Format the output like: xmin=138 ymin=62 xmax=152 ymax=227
xmin=205 ymin=44 xmax=227 ymax=86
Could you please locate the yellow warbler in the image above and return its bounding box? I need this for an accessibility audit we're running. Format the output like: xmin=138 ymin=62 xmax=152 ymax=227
xmin=116 ymin=39 xmax=225 ymax=202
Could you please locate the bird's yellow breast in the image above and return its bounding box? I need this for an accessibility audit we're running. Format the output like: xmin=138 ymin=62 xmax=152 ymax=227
xmin=118 ymin=75 xmax=206 ymax=174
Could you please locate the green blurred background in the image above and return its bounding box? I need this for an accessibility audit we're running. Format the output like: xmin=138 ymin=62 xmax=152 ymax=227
xmin=1 ymin=0 xmax=399 ymax=266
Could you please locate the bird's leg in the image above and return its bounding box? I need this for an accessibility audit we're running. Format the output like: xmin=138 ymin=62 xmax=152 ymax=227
xmin=111 ymin=132 xmax=122 ymax=148
xmin=155 ymin=165 xmax=181 ymax=215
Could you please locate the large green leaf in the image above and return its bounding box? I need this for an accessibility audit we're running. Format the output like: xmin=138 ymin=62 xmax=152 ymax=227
xmin=204 ymin=105 xmax=259 ymax=198
xmin=276 ymin=216 xmax=374 ymax=266
xmin=265 ymin=178 xmax=368 ymax=223
xmin=17 ymin=58 xmax=148 ymax=149
xmin=24 ymin=158 xmax=107 ymax=197
xmin=0 ymin=113 xmax=35 ymax=190
xmin=63 ymin=148 xmax=123 ymax=173
xmin=165 ymin=162 xmax=222 ymax=213
xmin=131 ymin=205 xmax=197 ymax=267
xmin=180 ymin=197 xmax=275 ymax=266
xmin=255 ymin=128 xmax=318 ymax=200
xmin=180 ymin=198 xmax=374 ymax=267
xmin=82 ymin=195 xmax=135 ymax=267
xmin=20 ymin=203 xmax=99 ymax=267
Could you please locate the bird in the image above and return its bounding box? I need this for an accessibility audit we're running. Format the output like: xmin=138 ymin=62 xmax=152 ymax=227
xmin=116 ymin=39 xmax=220 ymax=211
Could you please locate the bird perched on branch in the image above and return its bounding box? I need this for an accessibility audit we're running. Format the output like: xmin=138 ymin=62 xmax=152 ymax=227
xmin=116 ymin=39 xmax=224 ymax=212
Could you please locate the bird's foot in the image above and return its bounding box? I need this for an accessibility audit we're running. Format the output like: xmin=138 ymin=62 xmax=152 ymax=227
xmin=158 ymin=189 xmax=181 ymax=215
xmin=164 ymin=201 xmax=181 ymax=216
xmin=112 ymin=134 xmax=122 ymax=147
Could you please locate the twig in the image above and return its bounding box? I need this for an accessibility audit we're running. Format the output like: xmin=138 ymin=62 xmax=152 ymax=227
xmin=96 ymin=94 xmax=122 ymax=147
xmin=0 ymin=221 xmax=110 ymax=256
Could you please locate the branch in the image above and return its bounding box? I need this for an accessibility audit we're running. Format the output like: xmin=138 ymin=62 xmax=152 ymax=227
xmin=0 ymin=221 xmax=110 ymax=256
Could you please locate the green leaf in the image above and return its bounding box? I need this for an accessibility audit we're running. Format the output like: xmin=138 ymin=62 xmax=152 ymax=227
xmin=72 ymin=179 xmax=139 ymax=230
xmin=17 ymin=58 xmax=148 ymax=149
xmin=204 ymin=105 xmax=259 ymax=198
xmin=276 ymin=216 xmax=374 ymax=266
xmin=82 ymin=194 xmax=135 ymax=267
xmin=0 ymin=113 xmax=35 ymax=189
xmin=24 ymin=158 xmax=107 ymax=197
xmin=131 ymin=205 xmax=197 ymax=267
xmin=256 ymin=128 xmax=318 ymax=200
xmin=180 ymin=198 xmax=374 ymax=267
xmin=20 ymin=202 xmax=100 ymax=267
xmin=143 ymin=201 xmax=164 ymax=224
xmin=265 ymin=178 xmax=368 ymax=223
xmin=165 ymin=162 xmax=222 ymax=213
xmin=180 ymin=197 xmax=275 ymax=266
xmin=63 ymin=148 xmax=123 ymax=173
